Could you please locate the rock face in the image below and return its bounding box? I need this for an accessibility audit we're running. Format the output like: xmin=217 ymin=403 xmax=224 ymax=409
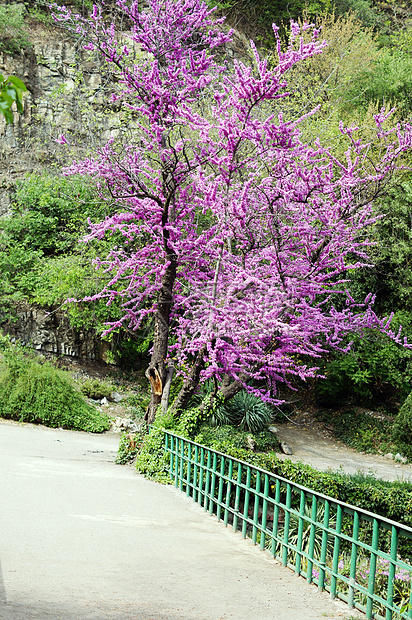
xmin=0 ymin=21 xmax=111 ymax=213
xmin=4 ymin=303 xmax=112 ymax=361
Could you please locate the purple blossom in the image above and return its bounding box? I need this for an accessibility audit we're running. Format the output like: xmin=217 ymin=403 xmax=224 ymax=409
xmin=50 ymin=0 xmax=412 ymax=414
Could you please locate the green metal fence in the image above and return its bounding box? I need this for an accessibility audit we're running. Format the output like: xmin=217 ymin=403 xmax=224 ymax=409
xmin=164 ymin=430 xmax=412 ymax=620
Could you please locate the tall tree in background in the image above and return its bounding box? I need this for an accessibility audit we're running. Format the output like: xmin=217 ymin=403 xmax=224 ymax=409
xmin=52 ymin=0 xmax=412 ymax=422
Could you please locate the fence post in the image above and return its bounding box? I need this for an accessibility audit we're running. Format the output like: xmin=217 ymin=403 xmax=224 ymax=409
xmin=295 ymin=490 xmax=306 ymax=576
xmin=330 ymin=504 xmax=342 ymax=599
xmin=318 ymin=499 xmax=330 ymax=590
xmin=307 ymin=495 xmax=318 ymax=584
xmin=216 ymin=455 xmax=225 ymax=522
xmin=348 ymin=511 xmax=360 ymax=609
xmin=260 ymin=474 xmax=270 ymax=551
xmin=242 ymin=467 xmax=252 ymax=539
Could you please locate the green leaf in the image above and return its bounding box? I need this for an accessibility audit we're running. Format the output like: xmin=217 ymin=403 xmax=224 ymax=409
xmin=0 ymin=108 xmax=13 ymax=124
xmin=0 ymin=91 xmax=14 ymax=107
xmin=7 ymin=76 xmax=27 ymax=91
xmin=6 ymin=88 xmax=17 ymax=102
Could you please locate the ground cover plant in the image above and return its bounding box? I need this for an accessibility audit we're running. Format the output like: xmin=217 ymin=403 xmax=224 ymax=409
xmin=50 ymin=0 xmax=412 ymax=423
xmin=0 ymin=339 xmax=110 ymax=432
xmin=314 ymin=407 xmax=396 ymax=454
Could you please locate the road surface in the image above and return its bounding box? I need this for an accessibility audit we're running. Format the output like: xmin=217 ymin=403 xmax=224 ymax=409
xmin=0 ymin=421 xmax=358 ymax=620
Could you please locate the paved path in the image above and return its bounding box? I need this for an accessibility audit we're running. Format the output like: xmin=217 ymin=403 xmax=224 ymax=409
xmin=0 ymin=422 xmax=355 ymax=620
xmin=275 ymin=422 xmax=412 ymax=482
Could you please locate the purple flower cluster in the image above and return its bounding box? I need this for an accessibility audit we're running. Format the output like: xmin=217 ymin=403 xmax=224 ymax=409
xmin=50 ymin=0 xmax=412 ymax=405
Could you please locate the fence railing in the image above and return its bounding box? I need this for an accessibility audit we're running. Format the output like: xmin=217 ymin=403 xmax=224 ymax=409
xmin=164 ymin=430 xmax=412 ymax=620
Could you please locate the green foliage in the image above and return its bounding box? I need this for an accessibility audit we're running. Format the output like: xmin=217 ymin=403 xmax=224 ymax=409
xmin=0 ymin=348 xmax=110 ymax=432
xmin=345 ymin=48 xmax=412 ymax=117
xmin=195 ymin=425 xmax=280 ymax=453
xmin=80 ymin=378 xmax=113 ymax=400
xmin=6 ymin=173 xmax=106 ymax=257
xmin=226 ymin=391 xmax=274 ymax=433
xmin=115 ymin=431 xmax=143 ymax=464
xmin=126 ymin=383 xmax=151 ymax=418
xmin=0 ymin=5 xmax=31 ymax=56
xmin=315 ymin=315 xmax=412 ymax=408
xmin=332 ymin=0 xmax=382 ymax=28
xmin=0 ymin=173 xmax=127 ymax=334
xmin=349 ymin=182 xmax=412 ymax=316
xmin=134 ymin=411 xmax=176 ymax=483
xmin=315 ymin=408 xmax=395 ymax=454
xmin=390 ymin=27 xmax=412 ymax=55
xmin=0 ymin=73 xmax=27 ymax=124
xmin=175 ymin=405 xmax=207 ymax=438
xmin=392 ymin=392 xmax=412 ymax=461
xmin=281 ymin=503 xmax=336 ymax=562
xmin=200 ymin=388 xmax=274 ymax=433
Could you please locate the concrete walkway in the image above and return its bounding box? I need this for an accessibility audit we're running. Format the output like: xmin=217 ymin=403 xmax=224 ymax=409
xmin=0 ymin=422 xmax=355 ymax=620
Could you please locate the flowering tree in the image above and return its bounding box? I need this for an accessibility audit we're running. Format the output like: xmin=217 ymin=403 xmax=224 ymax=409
xmin=52 ymin=0 xmax=412 ymax=422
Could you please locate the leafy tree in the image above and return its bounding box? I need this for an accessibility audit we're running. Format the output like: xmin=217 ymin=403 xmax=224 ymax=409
xmin=51 ymin=0 xmax=412 ymax=422
xmin=349 ymin=181 xmax=412 ymax=316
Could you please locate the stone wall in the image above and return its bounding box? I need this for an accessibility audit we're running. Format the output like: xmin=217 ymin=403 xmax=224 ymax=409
xmin=0 ymin=21 xmax=110 ymax=213
xmin=3 ymin=304 xmax=112 ymax=361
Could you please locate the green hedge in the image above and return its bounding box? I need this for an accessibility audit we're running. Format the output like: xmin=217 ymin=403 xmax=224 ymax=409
xmin=0 ymin=348 xmax=110 ymax=432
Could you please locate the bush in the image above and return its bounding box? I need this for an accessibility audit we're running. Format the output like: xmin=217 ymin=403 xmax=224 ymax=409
xmin=134 ymin=410 xmax=176 ymax=483
xmin=392 ymin=392 xmax=412 ymax=460
xmin=195 ymin=425 xmax=280 ymax=453
xmin=0 ymin=349 xmax=109 ymax=432
xmin=315 ymin=316 xmax=412 ymax=408
xmin=116 ymin=431 xmax=143 ymax=464
xmin=81 ymin=378 xmax=113 ymax=400
xmin=205 ymin=390 xmax=274 ymax=433
xmin=315 ymin=408 xmax=395 ymax=454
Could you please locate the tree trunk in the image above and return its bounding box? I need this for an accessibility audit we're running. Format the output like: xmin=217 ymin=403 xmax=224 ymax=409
xmin=160 ymin=362 xmax=175 ymax=414
xmin=144 ymin=260 xmax=176 ymax=424
xmin=171 ymin=346 xmax=207 ymax=415
xmin=220 ymin=377 xmax=244 ymax=401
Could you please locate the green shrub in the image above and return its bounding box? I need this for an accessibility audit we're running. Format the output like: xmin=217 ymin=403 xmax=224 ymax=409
xmin=81 ymin=378 xmax=113 ymax=400
xmin=116 ymin=431 xmax=143 ymax=464
xmin=0 ymin=349 xmax=109 ymax=432
xmin=315 ymin=316 xmax=412 ymax=408
xmin=315 ymin=408 xmax=395 ymax=454
xmin=392 ymin=392 xmax=412 ymax=460
xmin=134 ymin=411 xmax=176 ymax=483
xmin=204 ymin=389 xmax=274 ymax=433
xmin=195 ymin=425 xmax=280 ymax=453
xmin=228 ymin=392 xmax=274 ymax=433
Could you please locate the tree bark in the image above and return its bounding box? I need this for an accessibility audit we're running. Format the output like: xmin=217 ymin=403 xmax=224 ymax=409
xmin=160 ymin=362 xmax=175 ymax=414
xmin=220 ymin=377 xmax=244 ymax=401
xmin=144 ymin=259 xmax=176 ymax=424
